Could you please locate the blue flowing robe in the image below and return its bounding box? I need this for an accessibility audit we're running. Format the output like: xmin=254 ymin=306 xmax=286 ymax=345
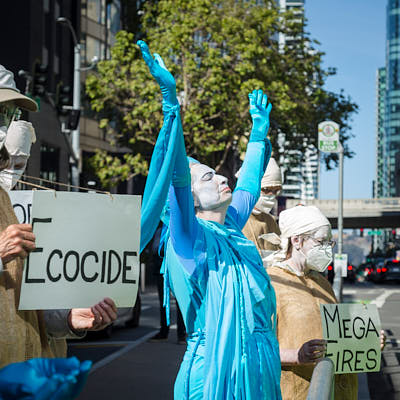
xmin=142 ymin=104 xmax=281 ymax=399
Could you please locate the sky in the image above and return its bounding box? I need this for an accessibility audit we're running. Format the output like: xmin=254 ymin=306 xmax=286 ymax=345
xmin=305 ymin=1 xmax=386 ymax=199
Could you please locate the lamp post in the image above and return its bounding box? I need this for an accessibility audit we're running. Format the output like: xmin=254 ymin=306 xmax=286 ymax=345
xmin=56 ymin=17 xmax=81 ymax=190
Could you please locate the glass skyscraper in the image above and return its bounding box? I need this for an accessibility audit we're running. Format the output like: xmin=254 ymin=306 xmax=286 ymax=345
xmin=381 ymin=0 xmax=400 ymax=197
xmin=376 ymin=67 xmax=386 ymax=198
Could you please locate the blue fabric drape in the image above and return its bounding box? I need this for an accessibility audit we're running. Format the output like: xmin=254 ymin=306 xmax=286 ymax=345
xmin=139 ymin=104 xmax=181 ymax=253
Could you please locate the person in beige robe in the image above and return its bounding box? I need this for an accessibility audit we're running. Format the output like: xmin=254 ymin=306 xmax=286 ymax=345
xmin=265 ymin=205 xmax=385 ymax=400
xmin=0 ymin=65 xmax=118 ymax=368
xmin=240 ymin=157 xmax=282 ymax=256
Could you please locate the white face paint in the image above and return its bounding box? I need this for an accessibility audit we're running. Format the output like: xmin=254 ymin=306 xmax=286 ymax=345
xmin=190 ymin=163 xmax=232 ymax=211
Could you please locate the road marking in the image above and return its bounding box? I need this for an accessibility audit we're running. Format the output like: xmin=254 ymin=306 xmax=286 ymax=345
xmin=343 ymin=289 xmax=357 ymax=295
xmin=89 ymin=330 xmax=159 ymax=374
xmin=141 ymin=305 xmax=151 ymax=311
xmin=69 ymin=341 xmax=137 ymax=348
xmin=371 ymin=290 xmax=397 ymax=308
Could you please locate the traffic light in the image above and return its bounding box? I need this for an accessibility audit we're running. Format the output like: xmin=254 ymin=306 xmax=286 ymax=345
xmin=32 ymin=62 xmax=48 ymax=97
xmin=360 ymin=228 xmax=364 ymax=237
xmin=55 ymin=82 xmax=71 ymax=116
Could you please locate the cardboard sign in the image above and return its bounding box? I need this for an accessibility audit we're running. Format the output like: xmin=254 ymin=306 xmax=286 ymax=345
xmin=8 ymin=190 xmax=33 ymax=223
xmin=19 ymin=191 xmax=141 ymax=310
xmin=320 ymin=304 xmax=381 ymax=374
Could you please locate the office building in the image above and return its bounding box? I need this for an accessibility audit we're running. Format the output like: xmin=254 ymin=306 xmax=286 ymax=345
xmin=382 ymin=0 xmax=400 ymax=197
xmin=0 ymin=0 xmax=123 ymax=190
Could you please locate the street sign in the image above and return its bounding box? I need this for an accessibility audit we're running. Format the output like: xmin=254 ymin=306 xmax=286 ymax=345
xmin=318 ymin=121 xmax=340 ymax=153
xmin=334 ymin=253 xmax=348 ymax=278
xmin=367 ymin=230 xmax=382 ymax=236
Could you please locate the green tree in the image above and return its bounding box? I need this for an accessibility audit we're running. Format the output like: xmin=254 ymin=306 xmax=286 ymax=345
xmin=86 ymin=0 xmax=357 ymax=188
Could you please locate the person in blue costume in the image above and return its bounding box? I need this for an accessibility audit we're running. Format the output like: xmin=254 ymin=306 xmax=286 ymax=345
xmin=0 ymin=357 xmax=91 ymax=400
xmin=137 ymin=40 xmax=281 ymax=400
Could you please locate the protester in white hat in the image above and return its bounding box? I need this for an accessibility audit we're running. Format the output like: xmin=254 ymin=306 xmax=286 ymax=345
xmin=239 ymin=157 xmax=282 ymax=258
xmin=0 ymin=66 xmax=117 ymax=369
xmin=265 ymin=205 xmax=385 ymax=400
xmin=0 ymin=65 xmax=37 ymax=173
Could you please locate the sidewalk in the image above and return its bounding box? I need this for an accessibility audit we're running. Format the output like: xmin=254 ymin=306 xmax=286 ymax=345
xmin=76 ymin=289 xmax=186 ymax=400
xmin=77 ymin=327 xmax=185 ymax=399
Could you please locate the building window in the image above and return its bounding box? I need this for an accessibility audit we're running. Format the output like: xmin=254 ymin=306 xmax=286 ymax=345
xmin=108 ymin=1 xmax=121 ymax=34
xmin=86 ymin=35 xmax=101 ymax=63
xmin=40 ymin=144 xmax=59 ymax=183
xmin=87 ymin=0 xmax=105 ymax=24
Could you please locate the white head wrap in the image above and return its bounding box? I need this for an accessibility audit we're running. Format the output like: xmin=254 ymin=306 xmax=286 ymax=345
xmin=260 ymin=157 xmax=282 ymax=188
xmin=235 ymin=157 xmax=282 ymax=188
xmin=5 ymin=120 xmax=36 ymax=156
xmin=262 ymin=205 xmax=331 ymax=267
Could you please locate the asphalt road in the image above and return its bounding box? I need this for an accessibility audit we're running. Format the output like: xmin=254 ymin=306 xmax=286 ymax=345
xmin=342 ymin=281 xmax=400 ymax=400
xmin=68 ymin=282 xmax=400 ymax=400
xmin=69 ymin=288 xmax=186 ymax=399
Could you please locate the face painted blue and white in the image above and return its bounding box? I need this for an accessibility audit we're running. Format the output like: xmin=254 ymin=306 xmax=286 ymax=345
xmin=190 ymin=163 xmax=232 ymax=211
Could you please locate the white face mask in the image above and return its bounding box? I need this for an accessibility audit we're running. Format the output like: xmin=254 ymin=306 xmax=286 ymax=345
xmin=0 ymin=155 xmax=28 ymax=190
xmin=0 ymin=121 xmax=34 ymax=191
xmin=301 ymin=244 xmax=333 ymax=273
xmin=253 ymin=194 xmax=276 ymax=215
xmin=0 ymin=168 xmax=24 ymax=191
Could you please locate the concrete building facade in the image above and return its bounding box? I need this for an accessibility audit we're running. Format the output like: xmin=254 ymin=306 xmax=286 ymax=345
xmin=0 ymin=0 xmax=124 ymax=191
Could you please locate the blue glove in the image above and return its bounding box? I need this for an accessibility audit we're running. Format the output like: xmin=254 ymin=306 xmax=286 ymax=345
xmin=0 ymin=357 xmax=92 ymax=400
xmin=137 ymin=40 xmax=178 ymax=107
xmin=248 ymin=89 xmax=272 ymax=143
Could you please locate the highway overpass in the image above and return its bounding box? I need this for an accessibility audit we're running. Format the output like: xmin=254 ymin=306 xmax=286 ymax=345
xmin=285 ymin=198 xmax=400 ymax=229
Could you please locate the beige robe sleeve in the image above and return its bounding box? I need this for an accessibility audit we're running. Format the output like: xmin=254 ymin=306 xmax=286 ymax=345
xmin=0 ymin=187 xmax=65 ymax=366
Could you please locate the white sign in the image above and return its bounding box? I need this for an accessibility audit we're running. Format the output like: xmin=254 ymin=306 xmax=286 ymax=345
xmin=334 ymin=253 xmax=348 ymax=278
xmin=19 ymin=191 xmax=141 ymax=310
xmin=320 ymin=304 xmax=381 ymax=374
xmin=8 ymin=190 xmax=33 ymax=223
xmin=318 ymin=121 xmax=340 ymax=153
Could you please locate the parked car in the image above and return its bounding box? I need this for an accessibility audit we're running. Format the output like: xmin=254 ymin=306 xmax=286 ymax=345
xmin=379 ymin=259 xmax=400 ymax=283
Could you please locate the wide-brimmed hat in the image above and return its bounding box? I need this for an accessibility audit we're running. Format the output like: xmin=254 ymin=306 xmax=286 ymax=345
xmin=0 ymin=65 xmax=38 ymax=112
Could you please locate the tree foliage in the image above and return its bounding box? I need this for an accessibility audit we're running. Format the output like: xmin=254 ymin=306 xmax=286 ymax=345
xmin=86 ymin=0 xmax=358 ymax=188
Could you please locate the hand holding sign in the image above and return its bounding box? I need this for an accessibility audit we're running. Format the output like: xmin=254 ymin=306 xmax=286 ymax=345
xmin=0 ymin=223 xmax=36 ymax=264
xmin=298 ymin=339 xmax=327 ymax=364
xmin=68 ymin=297 xmax=117 ymax=332
xmin=380 ymin=330 xmax=386 ymax=350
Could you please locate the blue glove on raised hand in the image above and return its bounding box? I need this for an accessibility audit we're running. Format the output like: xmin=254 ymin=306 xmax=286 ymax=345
xmin=0 ymin=357 xmax=92 ymax=400
xmin=137 ymin=40 xmax=178 ymax=106
xmin=248 ymin=89 xmax=272 ymax=143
